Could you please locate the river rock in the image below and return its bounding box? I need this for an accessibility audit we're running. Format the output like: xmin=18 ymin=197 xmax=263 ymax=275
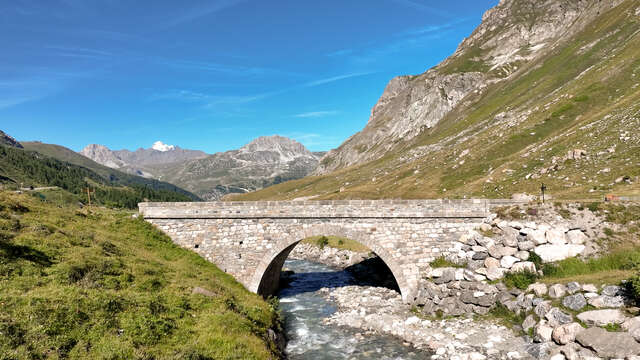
xmin=518 ymin=240 xmax=535 ymax=251
xmin=534 ymin=321 xmax=554 ymax=343
xmin=575 ymin=327 xmax=640 ymax=358
xmin=622 ymin=316 xmax=640 ymax=332
xmin=562 ymin=294 xmax=586 ymax=311
xmin=522 ymin=314 xmax=537 ymax=332
xmin=565 ymin=230 xmax=587 ymax=244
xmin=527 ymin=283 xmax=548 ymax=297
xmin=486 ymin=267 xmax=505 ymax=281
xmin=500 ymin=255 xmax=520 ymax=269
xmin=576 ymin=309 xmax=628 ymax=326
xmin=527 ymin=229 xmax=547 ymax=245
xmin=548 ymin=284 xmax=566 ymax=299
xmin=601 ymin=285 xmax=624 ymax=297
xmin=546 ymin=229 xmax=567 ymax=245
xmin=565 ymin=282 xmax=581 ymax=294
xmin=552 ymin=322 xmax=583 ymax=345
xmin=472 ymin=251 xmax=488 ymax=260
xmin=545 ymin=307 xmax=573 ymax=327
xmin=534 ymin=244 xmax=585 ymax=263
xmin=587 ymin=295 xmax=624 ymax=308
xmin=534 ymin=301 xmax=552 ymax=318
xmin=484 ymin=257 xmax=500 ymax=268
xmin=510 ymin=261 xmax=536 ymax=273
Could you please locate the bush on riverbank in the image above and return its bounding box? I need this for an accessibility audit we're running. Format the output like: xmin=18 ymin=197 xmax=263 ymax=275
xmin=0 ymin=191 xmax=281 ymax=359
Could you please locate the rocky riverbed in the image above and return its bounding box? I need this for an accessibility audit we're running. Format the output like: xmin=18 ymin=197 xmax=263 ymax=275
xmin=320 ymin=285 xmax=531 ymax=359
xmin=288 ymin=242 xmax=371 ymax=269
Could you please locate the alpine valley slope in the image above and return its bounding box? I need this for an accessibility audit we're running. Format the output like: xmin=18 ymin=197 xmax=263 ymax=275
xmin=83 ymin=136 xmax=323 ymax=201
xmin=233 ymin=0 xmax=640 ymax=201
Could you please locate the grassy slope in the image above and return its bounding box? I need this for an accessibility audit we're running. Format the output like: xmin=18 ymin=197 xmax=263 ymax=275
xmin=20 ymin=142 xmax=200 ymax=201
xmin=233 ymin=1 xmax=640 ymax=201
xmin=0 ymin=191 xmax=280 ymax=359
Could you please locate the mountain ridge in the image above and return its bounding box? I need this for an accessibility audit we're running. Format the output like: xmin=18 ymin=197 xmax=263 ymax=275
xmin=82 ymin=135 xmax=323 ymax=200
xmin=233 ymin=0 xmax=640 ymax=201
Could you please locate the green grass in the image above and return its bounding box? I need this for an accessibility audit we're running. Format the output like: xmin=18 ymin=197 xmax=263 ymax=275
xmin=430 ymin=256 xmax=465 ymax=268
xmin=502 ymin=270 xmax=538 ymax=290
xmin=538 ymin=246 xmax=640 ymax=286
xmin=301 ymin=235 xmax=371 ymax=253
xmin=0 ymin=191 xmax=281 ymax=359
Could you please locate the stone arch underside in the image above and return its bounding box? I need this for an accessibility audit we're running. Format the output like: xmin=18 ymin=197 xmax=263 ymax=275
xmin=249 ymin=224 xmax=415 ymax=303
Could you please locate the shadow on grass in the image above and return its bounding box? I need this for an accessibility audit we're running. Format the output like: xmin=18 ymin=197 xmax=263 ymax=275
xmin=0 ymin=240 xmax=52 ymax=267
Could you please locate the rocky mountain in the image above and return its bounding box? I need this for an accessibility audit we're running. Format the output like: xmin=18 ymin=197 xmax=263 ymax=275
xmin=157 ymin=136 xmax=321 ymax=200
xmin=81 ymin=142 xmax=207 ymax=177
xmin=234 ymin=0 xmax=640 ymax=201
xmin=0 ymin=130 xmax=23 ymax=148
xmin=81 ymin=136 xmax=322 ymax=200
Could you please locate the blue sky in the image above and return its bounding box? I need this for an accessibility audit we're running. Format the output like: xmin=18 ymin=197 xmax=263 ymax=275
xmin=1 ymin=0 xmax=497 ymax=153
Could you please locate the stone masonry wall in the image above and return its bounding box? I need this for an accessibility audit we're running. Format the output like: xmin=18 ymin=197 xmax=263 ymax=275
xmin=139 ymin=200 xmax=523 ymax=302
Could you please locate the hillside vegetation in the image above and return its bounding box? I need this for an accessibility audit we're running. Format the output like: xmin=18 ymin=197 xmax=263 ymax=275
xmin=233 ymin=0 xmax=640 ymax=201
xmin=0 ymin=144 xmax=198 ymax=208
xmin=0 ymin=191 xmax=281 ymax=359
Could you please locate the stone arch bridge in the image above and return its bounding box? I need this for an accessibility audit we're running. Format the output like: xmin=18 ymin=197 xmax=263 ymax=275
xmin=139 ymin=200 xmax=518 ymax=303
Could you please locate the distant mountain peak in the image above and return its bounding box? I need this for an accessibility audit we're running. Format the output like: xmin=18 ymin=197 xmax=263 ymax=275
xmin=151 ymin=141 xmax=175 ymax=152
xmin=0 ymin=130 xmax=24 ymax=148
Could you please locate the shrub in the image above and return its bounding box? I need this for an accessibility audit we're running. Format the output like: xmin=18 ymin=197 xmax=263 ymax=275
xmin=315 ymin=236 xmax=329 ymax=249
xmin=503 ymin=270 xmax=538 ymax=290
xmin=626 ymin=273 xmax=640 ymax=306
xmin=587 ymin=202 xmax=600 ymax=212
xmin=430 ymin=256 xmax=465 ymax=268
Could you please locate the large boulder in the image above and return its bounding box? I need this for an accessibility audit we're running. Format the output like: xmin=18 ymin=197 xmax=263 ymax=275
xmin=527 ymin=283 xmax=548 ymax=297
xmin=500 ymin=255 xmax=520 ymax=269
xmin=546 ymin=229 xmax=567 ymax=245
xmin=534 ymin=244 xmax=585 ymax=263
xmin=575 ymin=327 xmax=640 ymax=358
xmin=587 ymin=295 xmax=624 ymax=308
xmin=545 ymin=307 xmax=573 ymax=327
xmin=562 ymin=294 xmax=587 ymax=311
xmin=566 ymin=230 xmax=587 ymax=244
xmin=552 ymin=322 xmax=583 ymax=345
xmin=534 ymin=321 xmax=554 ymax=343
xmin=527 ymin=229 xmax=547 ymax=245
xmin=548 ymin=284 xmax=567 ymax=299
xmin=576 ymin=309 xmax=628 ymax=327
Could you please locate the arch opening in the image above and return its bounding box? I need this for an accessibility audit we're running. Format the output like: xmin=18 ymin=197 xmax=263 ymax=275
xmin=250 ymin=226 xmax=412 ymax=302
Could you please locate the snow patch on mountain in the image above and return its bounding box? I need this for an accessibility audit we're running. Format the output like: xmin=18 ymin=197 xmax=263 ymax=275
xmin=151 ymin=141 xmax=175 ymax=152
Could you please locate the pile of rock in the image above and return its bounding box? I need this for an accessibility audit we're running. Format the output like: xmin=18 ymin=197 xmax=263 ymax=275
xmin=447 ymin=217 xmax=591 ymax=282
xmin=322 ymin=285 xmax=532 ymax=359
xmin=288 ymin=242 xmax=370 ymax=269
xmin=415 ymin=273 xmax=504 ymax=316
xmin=520 ymin=282 xmax=640 ymax=359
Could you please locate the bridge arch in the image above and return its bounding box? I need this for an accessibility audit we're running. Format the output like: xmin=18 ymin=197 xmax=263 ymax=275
xmin=248 ymin=224 xmax=413 ymax=302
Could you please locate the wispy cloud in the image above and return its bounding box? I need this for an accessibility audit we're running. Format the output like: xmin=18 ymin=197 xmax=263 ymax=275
xmin=388 ymin=0 xmax=452 ymax=18
xmin=164 ymin=0 xmax=248 ymax=28
xmin=303 ymin=72 xmax=374 ymax=87
xmin=324 ymin=17 xmax=470 ymax=64
xmin=154 ymin=58 xmax=304 ymax=78
xmin=293 ymin=111 xmax=339 ymax=118
xmin=152 ymin=71 xmax=374 ymax=107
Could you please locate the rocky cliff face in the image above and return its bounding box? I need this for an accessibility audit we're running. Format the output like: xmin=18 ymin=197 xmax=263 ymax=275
xmin=0 ymin=130 xmax=23 ymax=149
xmin=81 ymin=136 xmax=321 ymax=201
xmin=236 ymin=0 xmax=639 ymax=201
xmin=315 ymin=0 xmax=624 ymax=174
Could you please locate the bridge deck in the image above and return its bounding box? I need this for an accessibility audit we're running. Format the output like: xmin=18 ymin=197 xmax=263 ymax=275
xmin=139 ymin=199 xmax=524 ymax=219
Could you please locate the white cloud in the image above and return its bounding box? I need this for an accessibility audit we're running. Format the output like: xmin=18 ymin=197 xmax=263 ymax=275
xmin=152 ymin=141 xmax=175 ymax=151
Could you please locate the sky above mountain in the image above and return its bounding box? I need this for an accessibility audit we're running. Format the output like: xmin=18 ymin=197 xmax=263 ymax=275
xmin=1 ymin=0 xmax=497 ymax=153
